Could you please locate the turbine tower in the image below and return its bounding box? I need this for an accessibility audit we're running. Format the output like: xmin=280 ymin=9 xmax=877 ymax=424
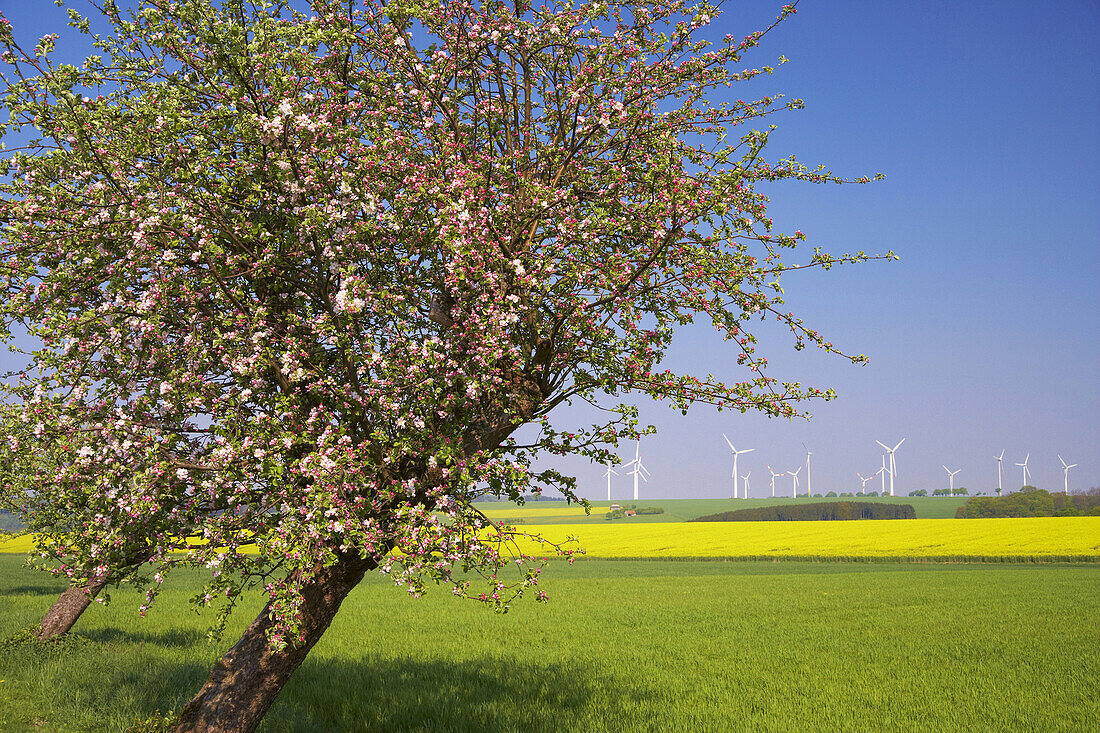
xmin=741 ymin=472 xmax=751 ymax=498
xmin=803 ymin=443 xmax=814 ymax=497
xmin=603 ymin=463 xmax=618 ymax=502
xmin=722 ymin=435 xmax=754 ymax=500
xmin=994 ymin=449 xmax=1005 ymax=496
xmin=1015 ymin=453 xmax=1030 ymax=489
xmin=1059 ymin=455 xmax=1078 ymax=493
xmin=623 ymin=441 xmax=650 ymax=500
xmin=877 ymin=456 xmax=888 ymax=494
xmin=875 ymin=438 xmax=905 ymax=496
xmin=942 ymin=465 xmax=960 ymax=493
xmin=788 ymin=466 xmax=802 ymax=498
xmin=768 ymin=465 xmax=782 ymax=498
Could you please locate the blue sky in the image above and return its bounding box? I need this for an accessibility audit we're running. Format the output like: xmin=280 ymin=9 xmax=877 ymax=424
xmin=1 ymin=1 xmax=1096 ymax=498
xmin=552 ymin=0 xmax=1099 ymax=498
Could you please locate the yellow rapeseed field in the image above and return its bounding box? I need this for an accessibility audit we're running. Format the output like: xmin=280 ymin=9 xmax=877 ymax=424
xmin=0 ymin=534 xmax=35 ymax=554
xmin=506 ymin=517 xmax=1100 ymax=560
xmin=4 ymin=517 xmax=1097 ymax=560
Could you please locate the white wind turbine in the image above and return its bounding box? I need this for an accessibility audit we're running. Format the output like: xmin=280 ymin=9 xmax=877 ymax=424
xmin=857 ymin=472 xmax=873 ymax=493
xmin=875 ymin=438 xmax=905 ymax=496
xmin=623 ymin=441 xmax=650 ymax=500
xmin=1015 ymin=453 xmax=1030 ymax=489
xmin=1059 ymin=455 xmax=1078 ymax=493
xmin=768 ymin=465 xmax=782 ymax=498
xmin=803 ymin=443 xmax=814 ymax=497
xmin=877 ymin=456 xmax=888 ymax=494
xmin=994 ymin=449 xmax=1005 ymax=496
xmin=942 ymin=465 xmax=960 ymax=493
xmin=603 ymin=462 xmax=618 ymax=502
xmin=722 ymin=435 xmax=754 ymax=500
xmin=741 ymin=472 xmax=751 ymax=498
xmin=788 ymin=466 xmax=802 ymax=498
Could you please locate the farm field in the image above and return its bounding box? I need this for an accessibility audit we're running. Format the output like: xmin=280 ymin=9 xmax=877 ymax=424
xmin=474 ymin=495 xmax=970 ymax=523
xmin=499 ymin=517 xmax=1100 ymax=561
xmin=4 ymin=516 xmax=1098 ymax=561
xmin=1 ymin=556 xmax=1097 ymax=732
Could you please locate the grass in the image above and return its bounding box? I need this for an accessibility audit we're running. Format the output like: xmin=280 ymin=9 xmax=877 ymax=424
xmin=0 ymin=555 xmax=1097 ymax=731
xmin=475 ymin=496 xmax=970 ymax=523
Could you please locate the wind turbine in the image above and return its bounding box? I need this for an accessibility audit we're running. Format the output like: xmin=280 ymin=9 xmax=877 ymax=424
xmin=857 ymin=472 xmax=873 ymax=493
xmin=722 ymin=435 xmax=754 ymax=500
xmin=803 ymin=443 xmax=814 ymax=497
xmin=877 ymin=456 xmax=888 ymax=494
xmin=768 ymin=465 xmax=782 ymax=498
xmin=603 ymin=463 xmax=618 ymax=502
xmin=788 ymin=466 xmax=802 ymax=498
xmin=994 ymin=450 xmax=1005 ymax=496
xmin=1058 ymin=455 xmax=1078 ymax=493
xmin=875 ymin=438 xmax=905 ymax=496
xmin=1015 ymin=453 xmax=1030 ymax=489
xmin=942 ymin=465 xmax=960 ymax=493
xmin=741 ymin=472 xmax=751 ymax=498
xmin=623 ymin=441 xmax=650 ymax=500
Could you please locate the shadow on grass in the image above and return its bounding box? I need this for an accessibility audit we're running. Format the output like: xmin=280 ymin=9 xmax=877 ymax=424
xmin=0 ymin=583 xmax=67 ymax=596
xmin=267 ymin=656 xmax=628 ymax=732
xmin=2 ymin=628 xmax=628 ymax=733
xmin=79 ymin=625 xmax=211 ymax=648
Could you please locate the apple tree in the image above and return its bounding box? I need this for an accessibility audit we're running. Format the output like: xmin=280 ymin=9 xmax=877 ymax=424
xmin=0 ymin=0 xmax=885 ymax=729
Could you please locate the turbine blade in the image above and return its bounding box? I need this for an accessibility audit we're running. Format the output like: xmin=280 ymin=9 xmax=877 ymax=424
xmin=875 ymin=440 xmax=888 ymax=450
xmin=894 ymin=438 xmax=906 ymax=451
xmin=722 ymin=434 xmax=735 ymax=452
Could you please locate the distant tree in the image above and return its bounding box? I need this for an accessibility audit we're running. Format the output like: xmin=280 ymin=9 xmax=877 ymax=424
xmin=908 ymin=489 xmax=927 ymax=497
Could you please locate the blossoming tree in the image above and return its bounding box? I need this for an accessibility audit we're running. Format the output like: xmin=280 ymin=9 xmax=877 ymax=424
xmin=0 ymin=0 xmax=886 ymax=729
xmin=0 ymin=400 xmax=198 ymax=639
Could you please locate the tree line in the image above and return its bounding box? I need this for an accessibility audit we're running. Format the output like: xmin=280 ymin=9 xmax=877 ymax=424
xmin=956 ymin=489 xmax=1100 ymax=518
xmin=692 ymin=501 xmax=916 ymax=522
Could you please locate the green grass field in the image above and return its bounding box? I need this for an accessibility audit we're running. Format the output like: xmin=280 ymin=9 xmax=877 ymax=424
xmin=1 ymin=555 xmax=1098 ymax=732
xmin=476 ymin=495 xmax=970 ymax=523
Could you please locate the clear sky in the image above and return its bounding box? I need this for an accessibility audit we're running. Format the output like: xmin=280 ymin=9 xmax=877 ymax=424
xmin=1 ymin=1 xmax=1096 ymax=498
xmin=548 ymin=0 xmax=1100 ymax=498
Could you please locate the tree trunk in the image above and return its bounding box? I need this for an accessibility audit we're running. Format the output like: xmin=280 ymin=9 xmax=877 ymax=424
xmin=173 ymin=552 xmax=377 ymax=733
xmin=35 ymin=575 xmax=109 ymax=641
